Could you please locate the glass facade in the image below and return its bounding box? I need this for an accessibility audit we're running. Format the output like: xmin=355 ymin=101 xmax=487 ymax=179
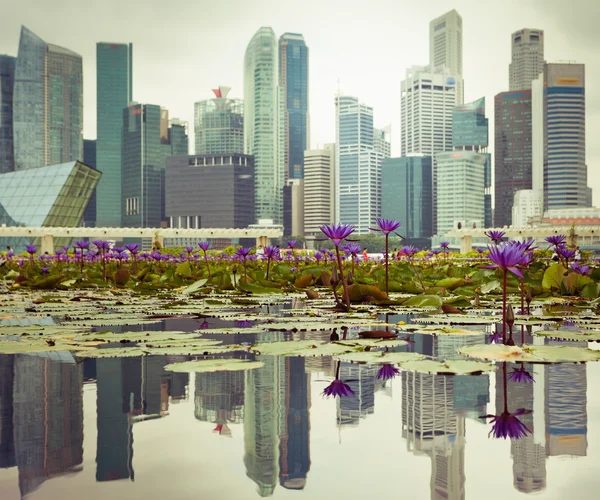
xmin=96 ymin=42 xmax=133 ymax=227
xmin=382 ymin=156 xmax=433 ymax=242
xmin=494 ymin=90 xmax=532 ymax=227
xmin=83 ymin=139 xmax=97 ymax=227
xmin=194 ymin=94 xmax=243 ymax=155
xmin=168 ymin=122 xmax=189 ymax=156
xmin=244 ymin=28 xmax=284 ymax=224
xmin=122 ymin=104 xmax=177 ymax=228
xmin=0 ymin=55 xmax=15 ymax=174
xmin=279 ymin=34 xmax=309 ymax=180
xmin=453 ymin=97 xmax=487 ymax=149
xmin=0 ymin=161 xmax=101 ymax=252
xmin=13 ymin=27 xmax=82 ymax=172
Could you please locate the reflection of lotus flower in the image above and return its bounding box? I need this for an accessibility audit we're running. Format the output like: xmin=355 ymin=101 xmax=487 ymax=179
xmin=376 ymin=364 xmax=400 ymax=380
xmin=509 ymin=365 xmax=534 ymax=383
xmin=235 ymin=320 xmax=254 ymax=328
xmin=481 ymin=409 xmax=531 ymax=439
xmin=322 ymin=379 xmax=355 ymax=398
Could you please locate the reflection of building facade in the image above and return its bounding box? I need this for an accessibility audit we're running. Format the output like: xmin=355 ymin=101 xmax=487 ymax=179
xmin=402 ymin=372 xmax=465 ymax=500
xmin=279 ymin=357 xmax=310 ymax=490
xmin=0 ymin=355 xmax=15 ymax=468
xmin=195 ymin=370 xmax=245 ymax=424
xmin=13 ymin=353 xmax=83 ymax=497
xmin=337 ymin=363 xmax=377 ymax=426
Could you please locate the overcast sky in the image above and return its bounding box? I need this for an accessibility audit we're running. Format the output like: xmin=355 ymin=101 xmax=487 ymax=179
xmin=1 ymin=0 xmax=598 ymax=204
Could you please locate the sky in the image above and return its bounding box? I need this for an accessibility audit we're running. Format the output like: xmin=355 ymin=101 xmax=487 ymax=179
xmin=1 ymin=0 xmax=599 ymax=204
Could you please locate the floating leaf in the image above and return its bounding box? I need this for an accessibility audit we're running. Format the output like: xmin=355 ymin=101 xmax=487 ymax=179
xmin=534 ymin=330 xmax=600 ymax=342
xmin=400 ymin=359 xmax=494 ymax=375
xmin=335 ymin=338 xmax=408 ymax=348
xmin=250 ymin=340 xmax=353 ymax=357
xmin=76 ymin=347 xmax=149 ymax=358
xmin=335 ymin=351 xmax=425 ymax=364
xmin=164 ymin=359 xmax=264 ymax=373
xmin=0 ymin=339 xmax=94 ymax=354
xmin=458 ymin=344 xmax=600 ymax=363
xmin=181 ymin=278 xmax=209 ymax=295
xmin=400 ymin=295 xmax=443 ymax=308
xmin=412 ymin=326 xmax=485 ymax=336
xmin=542 ymin=263 xmax=567 ymax=290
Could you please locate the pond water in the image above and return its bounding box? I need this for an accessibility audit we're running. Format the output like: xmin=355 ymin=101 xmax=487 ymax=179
xmin=0 ymin=312 xmax=598 ymax=500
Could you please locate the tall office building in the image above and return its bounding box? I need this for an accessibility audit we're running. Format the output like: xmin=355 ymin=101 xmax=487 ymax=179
xmin=303 ymin=144 xmax=335 ymax=239
xmin=13 ymin=27 xmax=83 ymax=171
xmin=509 ymin=29 xmax=545 ymax=91
xmin=541 ymin=63 xmax=588 ymax=210
xmin=0 ymin=55 xmax=15 ymax=174
xmin=283 ymin=178 xmax=304 ymax=237
xmin=336 ymin=96 xmax=388 ymax=234
xmin=494 ymin=90 xmax=533 ymax=227
xmin=122 ymin=104 xmax=181 ymax=228
xmin=194 ymin=86 xmax=244 ymax=155
xmin=279 ymin=34 xmax=309 ymax=180
xmin=381 ymin=155 xmax=433 ymax=244
xmin=96 ymin=42 xmax=133 ymax=227
xmin=168 ymin=119 xmax=189 ymax=156
xmin=244 ymin=28 xmax=285 ymax=224
xmin=83 ymin=139 xmax=97 ymax=227
xmin=429 ymin=10 xmax=463 ymax=103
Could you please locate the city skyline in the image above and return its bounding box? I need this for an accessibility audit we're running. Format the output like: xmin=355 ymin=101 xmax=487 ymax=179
xmin=1 ymin=0 xmax=597 ymax=205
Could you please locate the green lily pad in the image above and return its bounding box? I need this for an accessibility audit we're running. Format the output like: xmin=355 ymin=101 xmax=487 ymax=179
xmin=412 ymin=326 xmax=485 ymax=336
xmin=534 ymin=330 xmax=600 ymax=342
xmin=0 ymin=339 xmax=94 ymax=354
xmin=194 ymin=327 xmax=266 ymax=335
xmin=164 ymin=359 xmax=265 ymax=373
xmin=400 ymin=295 xmax=443 ymax=308
xmin=335 ymin=338 xmax=408 ymax=348
xmin=458 ymin=343 xmax=600 ymax=363
xmin=400 ymin=359 xmax=494 ymax=375
xmin=75 ymin=347 xmax=149 ymax=358
xmin=73 ymin=331 xmax=192 ymax=343
xmin=335 ymin=351 xmax=425 ymax=364
xmin=250 ymin=340 xmax=353 ymax=357
xmin=181 ymin=278 xmax=209 ymax=295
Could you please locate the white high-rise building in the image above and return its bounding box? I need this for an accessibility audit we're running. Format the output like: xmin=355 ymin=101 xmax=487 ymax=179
xmin=303 ymin=144 xmax=336 ymax=238
xmin=509 ymin=29 xmax=545 ymax=91
xmin=244 ymin=27 xmax=285 ymax=224
xmin=429 ymin=9 xmax=463 ymax=103
xmin=336 ymin=96 xmax=389 ymax=234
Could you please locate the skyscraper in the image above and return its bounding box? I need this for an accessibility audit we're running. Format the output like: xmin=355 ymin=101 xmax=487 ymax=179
xmin=336 ymin=95 xmax=387 ymax=233
xmin=283 ymin=178 xmax=304 ymax=237
xmin=279 ymin=33 xmax=309 ymax=180
xmin=244 ymin=28 xmax=285 ymax=224
xmin=509 ymin=29 xmax=545 ymax=91
xmin=83 ymin=139 xmax=97 ymax=227
xmin=429 ymin=10 xmax=463 ymax=103
xmin=0 ymin=55 xmax=15 ymax=174
xmin=194 ymin=86 xmax=244 ymax=155
xmin=381 ymin=155 xmax=433 ymax=244
xmin=168 ymin=119 xmax=189 ymax=156
xmin=542 ymin=63 xmax=588 ymax=210
xmin=122 ymin=104 xmax=178 ymax=228
xmin=494 ymin=90 xmax=533 ymax=227
xmin=13 ymin=27 xmax=83 ymax=171
xmin=303 ymin=144 xmax=335 ymax=239
xmin=96 ymin=42 xmax=133 ymax=227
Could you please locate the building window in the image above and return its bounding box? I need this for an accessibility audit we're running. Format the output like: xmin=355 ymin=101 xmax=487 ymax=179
xmin=126 ymin=197 xmax=139 ymax=215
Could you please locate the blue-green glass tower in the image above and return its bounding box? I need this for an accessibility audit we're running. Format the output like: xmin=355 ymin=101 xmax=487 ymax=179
xmin=279 ymin=33 xmax=308 ymax=180
xmin=0 ymin=55 xmax=16 ymax=174
xmin=96 ymin=42 xmax=132 ymax=227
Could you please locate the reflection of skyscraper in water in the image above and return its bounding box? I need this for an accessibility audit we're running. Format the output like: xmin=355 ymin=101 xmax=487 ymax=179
xmin=12 ymin=353 xmax=83 ymax=497
xmin=0 ymin=355 xmax=15 ymax=468
xmin=244 ymin=356 xmax=280 ymax=497
xmin=96 ymin=358 xmax=134 ymax=482
xmin=402 ymin=372 xmax=465 ymax=500
xmin=337 ymin=363 xmax=377 ymax=426
xmin=435 ymin=333 xmax=485 ymax=361
xmin=495 ymin=362 xmax=546 ymax=493
xmin=279 ymin=357 xmax=310 ymax=490
xmin=545 ymin=340 xmax=587 ymax=457
xmin=195 ymin=370 xmax=245 ymax=425
xmin=453 ymin=374 xmax=489 ymax=421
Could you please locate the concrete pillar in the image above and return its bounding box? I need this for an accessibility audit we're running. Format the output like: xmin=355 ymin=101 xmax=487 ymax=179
xmin=256 ymin=235 xmax=268 ymax=249
xmin=460 ymin=235 xmax=473 ymax=254
xmin=40 ymin=234 xmax=55 ymax=255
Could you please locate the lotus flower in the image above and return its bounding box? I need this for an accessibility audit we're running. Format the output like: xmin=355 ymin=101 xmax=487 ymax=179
xmin=401 ymin=245 xmax=419 ymax=258
xmin=322 ymin=379 xmax=355 ymax=398
xmin=369 ymin=218 xmax=401 ymax=236
xmin=25 ymin=244 xmax=36 ymax=255
xmin=481 ymin=409 xmax=531 ymax=439
xmin=486 ymin=241 xmax=528 ymax=278
xmin=376 ymin=364 xmax=400 ymax=380
xmin=125 ymin=243 xmax=140 ymax=255
xmin=198 ymin=241 xmax=210 ymax=251
xmin=235 ymin=320 xmax=254 ymax=328
xmin=571 ymin=262 xmax=590 ymax=276
xmin=509 ymin=364 xmax=534 ymax=383
xmin=545 ymin=235 xmax=566 ymax=247
xmin=319 ymin=223 xmax=355 ymax=247
xmin=485 ymin=230 xmax=505 ymax=244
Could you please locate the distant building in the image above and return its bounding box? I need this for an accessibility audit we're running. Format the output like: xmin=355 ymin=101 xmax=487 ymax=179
xmin=429 ymin=9 xmax=464 ymax=103
xmin=283 ymin=179 xmax=304 ymax=237
xmin=168 ymin=119 xmax=189 ymax=156
xmin=244 ymin=28 xmax=285 ymax=224
xmin=279 ymin=34 xmax=309 ymax=180
xmin=381 ymin=155 xmax=433 ymax=244
xmin=0 ymin=161 xmax=100 ymax=252
xmin=13 ymin=27 xmax=83 ymax=171
xmin=509 ymin=29 xmax=545 ymax=91
xmin=96 ymin=42 xmax=133 ymax=227
xmin=494 ymin=90 xmax=533 ymax=227
xmin=194 ymin=86 xmax=243 ymax=155
xmin=165 ymin=153 xmax=255 ymax=230
xmin=83 ymin=139 xmax=97 ymax=227
xmin=303 ymin=145 xmax=336 ymax=239
xmin=0 ymin=355 xmax=15 ymax=468
xmin=336 ymin=96 xmax=387 ymax=233
xmin=0 ymin=55 xmax=16 ymax=174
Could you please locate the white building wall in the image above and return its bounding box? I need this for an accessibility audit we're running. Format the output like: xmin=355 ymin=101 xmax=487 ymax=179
xmin=512 ymin=189 xmax=543 ymax=228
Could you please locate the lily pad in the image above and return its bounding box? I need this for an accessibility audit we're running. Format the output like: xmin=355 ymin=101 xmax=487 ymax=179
xmin=335 ymin=338 xmax=408 ymax=348
xmin=412 ymin=326 xmax=485 ymax=336
xmin=0 ymin=339 xmax=94 ymax=354
xmin=400 ymin=295 xmax=443 ymax=308
xmin=250 ymin=340 xmax=353 ymax=357
xmin=164 ymin=359 xmax=264 ymax=373
xmin=400 ymin=359 xmax=494 ymax=375
xmin=458 ymin=344 xmax=600 ymax=363
xmin=533 ymin=330 xmax=600 ymax=342
xmin=335 ymin=351 xmax=425 ymax=364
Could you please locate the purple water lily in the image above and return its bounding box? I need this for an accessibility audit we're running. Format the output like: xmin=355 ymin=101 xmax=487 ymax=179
xmin=286 ymin=240 xmax=297 ymax=249
xmin=25 ymin=244 xmax=36 ymax=255
xmin=481 ymin=408 xmax=532 ymax=439
xmin=235 ymin=319 xmax=254 ymax=328
xmin=509 ymin=364 xmax=535 ymax=383
xmin=485 ymin=230 xmax=506 ymax=244
xmin=197 ymin=241 xmax=212 ymax=282
xmin=322 ymin=379 xmax=355 ymax=398
xmin=319 ymin=223 xmax=355 ymax=247
xmin=125 ymin=243 xmax=140 ymax=254
xmin=376 ymin=364 xmax=400 ymax=380
xmin=401 ymin=245 xmax=419 ymax=258
xmin=369 ymin=218 xmax=402 ymax=295
xmin=545 ymin=235 xmax=566 ymax=247
xmin=571 ymin=262 xmax=590 ymax=276
xmin=198 ymin=241 xmax=210 ymax=251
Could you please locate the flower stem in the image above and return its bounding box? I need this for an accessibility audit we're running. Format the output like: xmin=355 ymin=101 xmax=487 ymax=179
xmin=335 ymin=246 xmax=351 ymax=312
xmin=410 ymin=261 xmax=427 ymax=293
xmin=502 ymin=269 xmax=507 ymax=344
xmin=385 ymin=234 xmax=389 ymax=295
xmin=203 ymin=250 xmax=212 ymax=283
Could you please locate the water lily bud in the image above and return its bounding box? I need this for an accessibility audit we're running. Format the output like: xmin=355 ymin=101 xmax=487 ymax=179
xmin=506 ymin=304 xmax=515 ymax=327
xmin=330 ymin=265 xmax=339 ymax=287
xmin=346 ymin=270 xmax=354 ymax=285
xmin=525 ymin=287 xmax=533 ymax=305
xmin=232 ymin=265 xmax=237 ymax=274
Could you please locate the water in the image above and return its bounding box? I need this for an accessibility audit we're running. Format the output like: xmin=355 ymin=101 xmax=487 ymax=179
xmin=0 ymin=318 xmax=599 ymax=499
